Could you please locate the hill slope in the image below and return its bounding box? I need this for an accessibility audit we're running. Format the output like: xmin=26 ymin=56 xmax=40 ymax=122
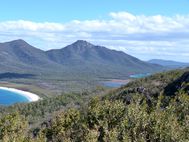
xmin=107 ymin=67 xmax=189 ymax=105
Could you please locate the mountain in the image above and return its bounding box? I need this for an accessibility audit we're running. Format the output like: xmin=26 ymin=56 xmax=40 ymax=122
xmin=0 ymin=39 xmax=60 ymax=73
xmin=0 ymin=39 xmax=165 ymax=79
xmin=46 ymin=40 xmax=164 ymax=78
xmin=148 ymin=59 xmax=189 ymax=69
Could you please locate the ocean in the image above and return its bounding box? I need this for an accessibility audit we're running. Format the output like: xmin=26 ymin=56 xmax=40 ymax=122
xmin=0 ymin=88 xmax=30 ymax=105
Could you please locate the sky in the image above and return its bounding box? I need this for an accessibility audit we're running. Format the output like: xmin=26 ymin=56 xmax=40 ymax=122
xmin=0 ymin=0 xmax=189 ymax=62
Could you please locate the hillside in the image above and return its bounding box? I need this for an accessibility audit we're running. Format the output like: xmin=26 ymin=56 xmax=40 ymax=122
xmin=108 ymin=68 xmax=189 ymax=104
xmin=0 ymin=68 xmax=188 ymax=141
xmin=0 ymin=39 xmax=164 ymax=79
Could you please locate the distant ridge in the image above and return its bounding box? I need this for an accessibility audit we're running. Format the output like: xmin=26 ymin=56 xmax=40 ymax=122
xmin=0 ymin=39 xmax=165 ymax=79
xmin=148 ymin=59 xmax=189 ymax=69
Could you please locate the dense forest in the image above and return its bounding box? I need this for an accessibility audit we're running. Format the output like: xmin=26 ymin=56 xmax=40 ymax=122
xmin=0 ymin=68 xmax=189 ymax=142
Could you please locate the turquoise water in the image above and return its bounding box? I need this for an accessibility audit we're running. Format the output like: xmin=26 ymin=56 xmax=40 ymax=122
xmin=0 ymin=89 xmax=30 ymax=106
xmin=129 ymin=73 xmax=151 ymax=79
xmin=102 ymin=73 xmax=151 ymax=88
xmin=102 ymin=80 xmax=129 ymax=88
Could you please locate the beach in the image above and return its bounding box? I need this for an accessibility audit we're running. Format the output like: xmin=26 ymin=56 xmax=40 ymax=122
xmin=0 ymin=87 xmax=40 ymax=102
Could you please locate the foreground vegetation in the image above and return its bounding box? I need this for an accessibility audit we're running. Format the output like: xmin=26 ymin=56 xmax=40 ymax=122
xmin=0 ymin=68 xmax=189 ymax=141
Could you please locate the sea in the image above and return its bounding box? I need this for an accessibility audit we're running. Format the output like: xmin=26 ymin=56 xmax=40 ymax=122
xmin=0 ymin=89 xmax=30 ymax=106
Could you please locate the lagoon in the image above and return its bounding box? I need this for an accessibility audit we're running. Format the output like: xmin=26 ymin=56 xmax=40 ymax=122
xmin=101 ymin=73 xmax=151 ymax=88
xmin=102 ymin=79 xmax=130 ymax=88
xmin=129 ymin=73 xmax=151 ymax=79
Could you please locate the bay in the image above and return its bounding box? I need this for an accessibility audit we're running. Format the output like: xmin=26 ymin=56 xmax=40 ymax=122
xmin=0 ymin=89 xmax=30 ymax=105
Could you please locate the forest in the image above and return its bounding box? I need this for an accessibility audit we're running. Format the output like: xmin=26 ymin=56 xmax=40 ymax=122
xmin=0 ymin=68 xmax=188 ymax=142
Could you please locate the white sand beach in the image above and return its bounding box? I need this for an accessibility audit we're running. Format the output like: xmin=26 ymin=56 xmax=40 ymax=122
xmin=0 ymin=87 xmax=40 ymax=102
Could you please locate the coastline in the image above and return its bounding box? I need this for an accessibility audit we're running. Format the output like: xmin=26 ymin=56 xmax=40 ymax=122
xmin=0 ymin=87 xmax=40 ymax=102
xmin=108 ymin=79 xmax=131 ymax=83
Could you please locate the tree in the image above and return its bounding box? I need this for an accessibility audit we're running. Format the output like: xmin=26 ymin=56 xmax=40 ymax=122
xmin=0 ymin=112 xmax=28 ymax=142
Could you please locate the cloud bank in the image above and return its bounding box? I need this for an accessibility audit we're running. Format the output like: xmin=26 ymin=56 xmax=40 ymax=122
xmin=0 ymin=12 xmax=189 ymax=62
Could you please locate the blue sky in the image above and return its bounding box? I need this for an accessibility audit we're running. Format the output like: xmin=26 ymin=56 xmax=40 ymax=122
xmin=0 ymin=0 xmax=189 ymax=62
xmin=1 ymin=0 xmax=189 ymax=22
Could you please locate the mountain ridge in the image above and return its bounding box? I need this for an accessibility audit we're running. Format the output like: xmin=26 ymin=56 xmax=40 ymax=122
xmin=0 ymin=39 xmax=165 ymax=79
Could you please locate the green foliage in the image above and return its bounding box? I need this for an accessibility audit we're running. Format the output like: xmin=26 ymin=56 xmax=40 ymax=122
xmin=0 ymin=112 xmax=28 ymax=142
xmin=35 ymin=93 xmax=189 ymax=142
xmin=0 ymin=94 xmax=188 ymax=142
xmin=0 ymin=93 xmax=85 ymax=125
xmin=0 ymin=69 xmax=189 ymax=141
xmin=44 ymin=108 xmax=81 ymax=142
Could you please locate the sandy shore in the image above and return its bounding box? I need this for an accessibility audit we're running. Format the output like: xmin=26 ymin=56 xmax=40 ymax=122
xmin=0 ymin=87 xmax=40 ymax=102
xmin=109 ymin=79 xmax=131 ymax=83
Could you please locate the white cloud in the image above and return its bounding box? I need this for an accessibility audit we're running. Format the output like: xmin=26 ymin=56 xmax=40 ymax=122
xmin=0 ymin=20 xmax=65 ymax=31
xmin=0 ymin=12 xmax=189 ymax=62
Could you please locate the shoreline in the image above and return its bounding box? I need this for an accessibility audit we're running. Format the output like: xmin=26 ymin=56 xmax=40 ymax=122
xmin=108 ymin=79 xmax=131 ymax=83
xmin=0 ymin=87 xmax=40 ymax=102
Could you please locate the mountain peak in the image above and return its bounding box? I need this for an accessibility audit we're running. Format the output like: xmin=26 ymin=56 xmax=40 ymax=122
xmin=0 ymin=39 xmax=45 ymax=56
xmin=61 ymin=40 xmax=95 ymax=52
xmin=8 ymin=39 xmax=28 ymax=44
xmin=72 ymin=40 xmax=94 ymax=47
xmin=3 ymin=39 xmax=31 ymax=47
xmin=13 ymin=39 xmax=25 ymax=42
